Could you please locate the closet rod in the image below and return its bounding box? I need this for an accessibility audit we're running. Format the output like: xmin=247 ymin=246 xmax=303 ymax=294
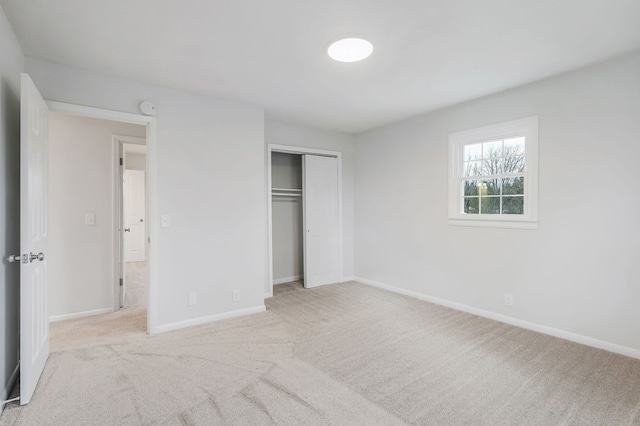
xmin=272 ymin=193 xmax=302 ymax=197
xmin=272 ymin=187 xmax=302 ymax=192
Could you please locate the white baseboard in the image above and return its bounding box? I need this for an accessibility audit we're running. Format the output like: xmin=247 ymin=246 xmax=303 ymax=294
xmin=355 ymin=277 xmax=640 ymax=360
xmin=49 ymin=307 xmax=114 ymax=323
xmin=341 ymin=276 xmax=356 ymax=282
xmin=273 ymin=276 xmax=302 ymax=285
xmin=155 ymin=305 xmax=266 ymax=334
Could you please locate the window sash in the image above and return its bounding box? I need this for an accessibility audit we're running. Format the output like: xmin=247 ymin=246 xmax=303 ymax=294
xmin=458 ymin=157 xmax=527 ymax=216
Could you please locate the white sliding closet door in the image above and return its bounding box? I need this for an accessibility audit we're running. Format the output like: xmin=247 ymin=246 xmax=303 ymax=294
xmin=303 ymin=155 xmax=340 ymax=288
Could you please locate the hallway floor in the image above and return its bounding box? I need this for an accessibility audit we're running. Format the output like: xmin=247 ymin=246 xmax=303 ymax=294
xmin=123 ymin=261 xmax=147 ymax=309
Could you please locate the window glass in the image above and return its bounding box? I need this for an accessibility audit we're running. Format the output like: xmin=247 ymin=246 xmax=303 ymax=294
xmin=464 ymin=143 xmax=482 ymax=161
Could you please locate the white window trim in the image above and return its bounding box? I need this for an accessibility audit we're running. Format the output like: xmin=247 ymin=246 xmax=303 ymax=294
xmin=448 ymin=116 xmax=539 ymax=230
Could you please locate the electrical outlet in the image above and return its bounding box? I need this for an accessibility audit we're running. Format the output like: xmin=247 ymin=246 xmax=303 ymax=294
xmin=188 ymin=292 xmax=197 ymax=306
xmin=232 ymin=290 xmax=240 ymax=302
xmin=504 ymin=293 xmax=514 ymax=307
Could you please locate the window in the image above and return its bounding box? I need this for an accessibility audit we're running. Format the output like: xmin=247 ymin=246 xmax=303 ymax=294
xmin=448 ymin=116 xmax=538 ymax=229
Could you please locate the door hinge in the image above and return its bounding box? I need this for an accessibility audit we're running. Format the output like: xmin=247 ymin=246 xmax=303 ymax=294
xmin=119 ymin=158 xmax=123 ymax=166
xmin=119 ymin=278 xmax=123 ymax=287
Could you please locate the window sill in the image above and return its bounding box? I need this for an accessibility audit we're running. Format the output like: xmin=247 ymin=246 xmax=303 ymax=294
xmin=448 ymin=218 xmax=538 ymax=230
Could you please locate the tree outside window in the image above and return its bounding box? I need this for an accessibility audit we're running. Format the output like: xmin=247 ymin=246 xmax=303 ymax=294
xmin=461 ymin=137 xmax=525 ymax=215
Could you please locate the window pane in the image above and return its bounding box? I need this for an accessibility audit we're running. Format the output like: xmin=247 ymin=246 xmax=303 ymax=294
xmin=502 ymin=196 xmax=524 ymax=214
xmin=504 ymin=137 xmax=525 ymax=156
xmin=481 ymin=157 xmax=503 ymax=175
xmin=480 ymin=196 xmax=500 ymax=214
xmin=464 ymin=143 xmax=482 ymax=161
xmin=482 ymin=140 xmax=502 ymax=158
xmin=463 ymin=161 xmax=483 ymax=177
xmin=463 ymin=180 xmax=480 ymax=196
xmin=463 ymin=197 xmax=479 ymax=214
xmin=478 ymin=179 xmax=500 ymax=195
xmin=502 ymin=177 xmax=524 ymax=195
xmin=503 ymin=155 xmax=525 ymax=173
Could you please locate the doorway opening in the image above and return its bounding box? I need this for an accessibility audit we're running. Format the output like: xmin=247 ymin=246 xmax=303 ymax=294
xmin=267 ymin=144 xmax=343 ymax=298
xmin=45 ymin=101 xmax=157 ymax=337
xmin=271 ymin=152 xmax=304 ymax=290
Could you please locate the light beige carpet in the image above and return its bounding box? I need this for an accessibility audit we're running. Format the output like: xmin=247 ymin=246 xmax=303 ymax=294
xmin=49 ymin=306 xmax=147 ymax=352
xmin=2 ymin=281 xmax=640 ymax=425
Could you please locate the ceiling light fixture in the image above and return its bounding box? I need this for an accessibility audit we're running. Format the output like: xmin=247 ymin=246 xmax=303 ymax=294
xmin=327 ymin=38 xmax=373 ymax=63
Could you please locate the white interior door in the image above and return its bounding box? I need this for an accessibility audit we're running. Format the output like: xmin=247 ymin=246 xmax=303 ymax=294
xmin=123 ymin=169 xmax=146 ymax=262
xmin=20 ymin=73 xmax=49 ymax=405
xmin=303 ymin=155 xmax=340 ymax=288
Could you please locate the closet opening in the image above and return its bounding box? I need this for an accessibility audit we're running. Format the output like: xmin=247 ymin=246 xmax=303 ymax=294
xmin=267 ymin=144 xmax=343 ymax=298
xmin=271 ymin=153 xmax=304 ymax=291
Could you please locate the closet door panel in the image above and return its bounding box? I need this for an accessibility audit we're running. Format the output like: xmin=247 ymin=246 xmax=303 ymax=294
xmin=303 ymin=155 xmax=340 ymax=288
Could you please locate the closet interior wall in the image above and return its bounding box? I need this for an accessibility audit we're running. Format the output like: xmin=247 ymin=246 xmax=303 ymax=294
xmin=271 ymin=152 xmax=304 ymax=285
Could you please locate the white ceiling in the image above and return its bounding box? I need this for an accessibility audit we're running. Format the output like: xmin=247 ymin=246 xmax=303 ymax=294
xmin=2 ymin=0 xmax=640 ymax=133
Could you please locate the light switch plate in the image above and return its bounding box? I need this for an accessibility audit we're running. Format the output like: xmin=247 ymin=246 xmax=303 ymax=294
xmin=161 ymin=214 xmax=170 ymax=228
xmin=85 ymin=213 xmax=96 ymax=226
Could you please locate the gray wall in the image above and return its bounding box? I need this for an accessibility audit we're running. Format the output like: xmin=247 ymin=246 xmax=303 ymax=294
xmin=0 ymin=5 xmax=24 ymax=405
xmin=271 ymin=153 xmax=303 ymax=283
xmin=272 ymin=152 xmax=301 ymax=190
xmin=355 ymin=51 xmax=640 ymax=353
xmin=125 ymin=153 xmax=146 ymax=171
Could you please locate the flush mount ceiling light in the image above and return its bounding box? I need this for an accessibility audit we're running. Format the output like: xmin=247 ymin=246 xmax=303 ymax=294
xmin=327 ymin=38 xmax=373 ymax=63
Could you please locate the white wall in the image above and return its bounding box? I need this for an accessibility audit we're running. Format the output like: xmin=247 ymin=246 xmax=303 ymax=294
xmin=271 ymin=153 xmax=303 ymax=283
xmin=26 ymin=58 xmax=266 ymax=330
xmin=0 ymin=4 xmax=23 ymax=405
xmin=265 ymin=120 xmax=356 ymax=281
xmin=355 ymin=52 xmax=640 ymax=353
xmin=48 ymin=113 xmax=145 ymax=318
